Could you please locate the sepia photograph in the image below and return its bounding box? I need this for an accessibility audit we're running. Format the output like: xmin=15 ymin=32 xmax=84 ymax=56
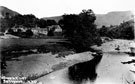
xmin=0 ymin=0 xmax=135 ymax=84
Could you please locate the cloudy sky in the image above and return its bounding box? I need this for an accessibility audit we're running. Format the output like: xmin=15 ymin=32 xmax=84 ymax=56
xmin=0 ymin=0 xmax=134 ymax=18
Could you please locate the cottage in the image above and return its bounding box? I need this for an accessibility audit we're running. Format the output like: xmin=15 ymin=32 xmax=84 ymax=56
xmin=47 ymin=25 xmax=62 ymax=36
xmin=32 ymin=27 xmax=48 ymax=35
xmin=31 ymin=25 xmax=62 ymax=36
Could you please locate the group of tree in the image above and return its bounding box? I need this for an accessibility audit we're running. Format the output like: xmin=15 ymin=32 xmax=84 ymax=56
xmin=37 ymin=19 xmax=57 ymax=28
xmin=98 ymin=19 xmax=134 ymax=40
xmin=59 ymin=9 xmax=102 ymax=52
xmin=0 ymin=14 xmax=57 ymax=32
xmin=7 ymin=28 xmax=33 ymax=38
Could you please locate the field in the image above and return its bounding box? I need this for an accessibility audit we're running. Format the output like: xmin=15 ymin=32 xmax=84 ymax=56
xmin=0 ymin=38 xmax=67 ymax=51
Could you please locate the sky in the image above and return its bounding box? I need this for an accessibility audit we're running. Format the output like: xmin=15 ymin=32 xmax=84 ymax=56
xmin=0 ymin=0 xmax=134 ymax=18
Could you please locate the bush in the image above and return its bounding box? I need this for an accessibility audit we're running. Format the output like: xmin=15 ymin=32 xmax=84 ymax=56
xmin=25 ymin=29 xmax=33 ymax=37
xmin=99 ymin=20 xmax=134 ymax=40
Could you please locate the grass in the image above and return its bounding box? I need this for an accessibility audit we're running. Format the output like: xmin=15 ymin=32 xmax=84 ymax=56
xmin=0 ymin=38 xmax=67 ymax=52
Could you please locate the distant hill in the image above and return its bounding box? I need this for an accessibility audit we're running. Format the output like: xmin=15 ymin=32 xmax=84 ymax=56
xmin=0 ymin=6 xmax=20 ymax=18
xmin=42 ymin=16 xmax=62 ymax=22
xmin=42 ymin=11 xmax=134 ymax=28
xmin=95 ymin=11 xmax=134 ymax=28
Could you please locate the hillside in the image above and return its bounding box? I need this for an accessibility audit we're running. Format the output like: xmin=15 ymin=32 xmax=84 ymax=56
xmin=42 ymin=11 xmax=134 ymax=28
xmin=0 ymin=6 xmax=19 ymax=18
xmin=95 ymin=11 xmax=134 ymax=28
xmin=43 ymin=16 xmax=62 ymax=23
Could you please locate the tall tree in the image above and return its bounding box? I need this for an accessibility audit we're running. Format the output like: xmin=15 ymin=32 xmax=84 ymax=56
xmin=59 ymin=9 xmax=102 ymax=52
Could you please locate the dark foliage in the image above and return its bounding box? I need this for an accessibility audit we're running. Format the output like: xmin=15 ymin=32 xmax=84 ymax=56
xmin=10 ymin=15 xmax=25 ymax=27
xmin=47 ymin=30 xmax=54 ymax=36
xmin=6 ymin=28 xmax=33 ymax=38
xmin=37 ymin=19 xmax=47 ymax=28
xmin=47 ymin=27 xmax=55 ymax=36
xmin=98 ymin=25 xmax=108 ymax=37
xmin=59 ymin=9 xmax=102 ymax=52
xmin=68 ymin=53 xmax=103 ymax=84
xmin=0 ymin=16 xmax=14 ymax=32
xmin=7 ymin=28 xmax=15 ymax=34
xmin=99 ymin=20 xmax=134 ymax=40
xmin=9 ymin=14 xmax=38 ymax=28
xmin=46 ymin=19 xmax=57 ymax=26
xmin=25 ymin=29 xmax=33 ymax=37
xmin=23 ymin=14 xmax=38 ymax=28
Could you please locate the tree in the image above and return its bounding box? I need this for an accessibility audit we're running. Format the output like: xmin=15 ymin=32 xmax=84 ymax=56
xmin=46 ymin=20 xmax=57 ymax=26
xmin=0 ymin=18 xmax=9 ymax=32
xmin=37 ymin=19 xmax=47 ymax=28
xmin=47 ymin=27 xmax=55 ymax=36
xmin=7 ymin=28 xmax=15 ymax=34
xmin=119 ymin=20 xmax=134 ymax=39
xmin=99 ymin=19 xmax=134 ymax=40
xmin=5 ymin=14 xmax=38 ymax=29
xmin=59 ymin=14 xmax=80 ymax=37
xmin=0 ymin=13 xmax=16 ymax=32
xmin=0 ymin=13 xmax=41 ymax=32
xmin=59 ymin=9 xmax=102 ymax=52
xmin=25 ymin=29 xmax=33 ymax=37
xmin=23 ymin=14 xmax=38 ymax=28
xmin=10 ymin=14 xmax=24 ymax=28
xmin=99 ymin=25 xmax=108 ymax=36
